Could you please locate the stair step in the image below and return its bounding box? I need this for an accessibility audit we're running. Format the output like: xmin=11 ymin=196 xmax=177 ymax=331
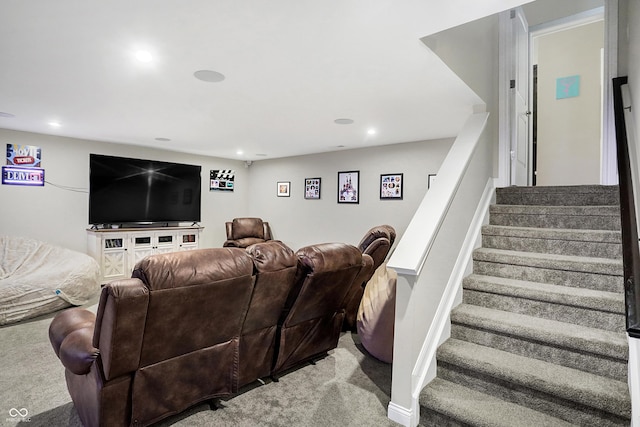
xmin=489 ymin=204 xmax=621 ymax=230
xmin=482 ymin=225 xmax=622 ymax=259
xmin=496 ymin=185 xmax=619 ymax=206
xmin=473 ymin=248 xmax=623 ymax=292
xmin=450 ymin=304 xmax=628 ymax=381
xmin=436 ymin=339 xmax=631 ymax=425
xmin=420 ymin=378 xmax=574 ymax=427
xmin=462 ymin=274 xmax=625 ymax=332
xmin=425 ymin=185 xmax=629 ymax=425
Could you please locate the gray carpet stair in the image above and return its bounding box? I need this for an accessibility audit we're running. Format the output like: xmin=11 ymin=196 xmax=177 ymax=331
xmin=495 ymin=185 xmax=620 ymax=206
xmin=472 ymin=247 xmax=622 ymax=292
xmin=482 ymin=225 xmax=622 ymax=259
xmin=462 ymin=274 xmax=625 ymax=332
xmin=419 ymin=185 xmax=631 ymax=426
xmin=489 ymin=205 xmax=621 ymax=230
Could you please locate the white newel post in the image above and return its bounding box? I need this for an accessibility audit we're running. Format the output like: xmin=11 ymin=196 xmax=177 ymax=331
xmin=388 ymin=272 xmax=419 ymax=427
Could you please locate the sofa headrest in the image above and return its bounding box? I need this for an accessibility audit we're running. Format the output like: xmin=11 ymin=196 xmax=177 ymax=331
xmin=232 ymin=217 xmax=265 ymax=240
xmin=246 ymin=240 xmax=296 ymax=273
xmin=132 ymin=248 xmax=254 ymax=290
xmin=296 ymin=243 xmax=363 ymax=273
xmin=357 ymin=225 xmax=396 ymax=252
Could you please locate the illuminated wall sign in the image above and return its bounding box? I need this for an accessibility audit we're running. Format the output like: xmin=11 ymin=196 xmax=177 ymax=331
xmin=2 ymin=166 xmax=45 ymax=186
xmin=6 ymin=144 xmax=42 ymax=167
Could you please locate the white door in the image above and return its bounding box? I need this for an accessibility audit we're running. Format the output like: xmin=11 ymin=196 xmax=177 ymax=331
xmin=511 ymin=8 xmax=530 ymax=186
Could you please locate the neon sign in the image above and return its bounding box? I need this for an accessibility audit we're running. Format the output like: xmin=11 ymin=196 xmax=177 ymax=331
xmin=2 ymin=166 xmax=45 ymax=186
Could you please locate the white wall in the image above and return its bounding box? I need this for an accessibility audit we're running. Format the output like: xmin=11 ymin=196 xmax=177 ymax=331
xmin=246 ymin=139 xmax=453 ymax=251
xmin=617 ymin=2 xmax=640 ymax=424
xmin=0 ymin=128 xmax=452 ymax=255
xmin=535 ymin=20 xmax=604 ymax=186
xmin=0 ymin=129 xmax=249 ymax=252
xmin=421 ymin=15 xmax=499 ymax=174
xmin=625 ymin=0 xmax=640 ymax=147
xmin=522 ymin=0 xmax=603 ymax=27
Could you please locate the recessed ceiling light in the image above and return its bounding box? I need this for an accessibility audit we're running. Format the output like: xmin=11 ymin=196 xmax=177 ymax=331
xmin=236 ymin=150 xmax=244 ymax=155
xmin=334 ymin=118 xmax=354 ymax=125
xmin=367 ymin=129 xmax=376 ymax=135
xmin=136 ymin=50 xmax=153 ymax=63
xmin=155 ymin=137 xmax=171 ymax=142
xmin=48 ymin=121 xmax=61 ymax=128
xmin=194 ymin=70 xmax=225 ymax=83
xmin=0 ymin=112 xmax=15 ymax=118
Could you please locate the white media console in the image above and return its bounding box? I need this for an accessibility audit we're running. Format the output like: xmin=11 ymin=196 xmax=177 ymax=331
xmin=87 ymin=226 xmax=203 ymax=282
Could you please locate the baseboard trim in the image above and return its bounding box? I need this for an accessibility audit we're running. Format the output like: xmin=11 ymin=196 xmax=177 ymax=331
xmin=629 ymin=335 xmax=640 ymax=427
xmin=388 ymin=401 xmax=416 ymax=427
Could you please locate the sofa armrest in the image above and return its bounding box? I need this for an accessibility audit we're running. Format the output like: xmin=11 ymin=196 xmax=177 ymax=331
xmin=49 ymin=308 xmax=99 ymax=375
xmin=223 ymin=239 xmax=241 ymax=247
xmin=59 ymin=326 xmax=100 ymax=375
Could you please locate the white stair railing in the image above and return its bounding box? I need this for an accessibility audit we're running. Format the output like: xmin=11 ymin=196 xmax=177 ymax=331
xmin=387 ymin=112 xmax=493 ymax=427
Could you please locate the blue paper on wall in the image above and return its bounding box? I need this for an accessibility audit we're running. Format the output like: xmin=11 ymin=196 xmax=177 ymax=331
xmin=556 ymin=75 xmax=580 ymax=99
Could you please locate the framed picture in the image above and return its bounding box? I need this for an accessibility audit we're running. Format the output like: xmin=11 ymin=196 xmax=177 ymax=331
xmin=428 ymin=174 xmax=437 ymax=189
xmin=380 ymin=173 xmax=403 ymax=199
xmin=338 ymin=171 xmax=359 ymax=204
xmin=304 ymin=177 xmax=321 ymax=199
xmin=277 ymin=181 xmax=290 ymax=197
xmin=210 ymin=169 xmax=235 ymax=192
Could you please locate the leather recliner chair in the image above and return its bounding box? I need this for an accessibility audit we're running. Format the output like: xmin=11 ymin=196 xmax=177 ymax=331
xmin=343 ymin=225 xmax=396 ymax=330
xmin=223 ymin=217 xmax=273 ymax=248
xmin=49 ymin=240 xmax=376 ymax=425
xmin=49 ymin=248 xmax=256 ymax=427
xmin=272 ymin=242 xmax=373 ymax=376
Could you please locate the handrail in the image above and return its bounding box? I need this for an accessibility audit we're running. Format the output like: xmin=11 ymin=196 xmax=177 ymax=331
xmin=388 ymin=112 xmax=489 ymax=276
xmin=387 ymin=112 xmax=491 ymax=427
xmin=612 ymin=76 xmax=640 ymax=338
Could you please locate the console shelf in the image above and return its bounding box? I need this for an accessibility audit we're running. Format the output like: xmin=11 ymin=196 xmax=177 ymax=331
xmin=87 ymin=226 xmax=203 ymax=282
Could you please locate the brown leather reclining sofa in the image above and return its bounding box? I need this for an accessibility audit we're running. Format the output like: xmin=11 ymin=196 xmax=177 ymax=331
xmin=49 ymin=240 xmax=373 ymax=426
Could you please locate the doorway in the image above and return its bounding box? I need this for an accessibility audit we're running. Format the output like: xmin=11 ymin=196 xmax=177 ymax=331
xmin=530 ymin=14 xmax=604 ymax=186
xmin=499 ymin=1 xmax=617 ymax=188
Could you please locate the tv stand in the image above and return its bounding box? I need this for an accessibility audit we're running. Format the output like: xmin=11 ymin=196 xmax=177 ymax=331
xmin=87 ymin=225 xmax=203 ymax=282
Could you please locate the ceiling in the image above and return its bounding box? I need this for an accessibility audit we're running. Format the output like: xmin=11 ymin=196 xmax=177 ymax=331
xmin=0 ymin=0 xmax=529 ymax=161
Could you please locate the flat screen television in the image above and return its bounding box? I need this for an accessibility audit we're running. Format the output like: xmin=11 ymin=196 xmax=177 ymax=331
xmin=89 ymin=154 xmax=202 ymax=226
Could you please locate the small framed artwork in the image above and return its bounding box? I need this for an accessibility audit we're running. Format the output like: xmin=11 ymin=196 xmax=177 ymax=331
xmin=304 ymin=177 xmax=321 ymax=199
xmin=210 ymin=169 xmax=235 ymax=192
xmin=338 ymin=171 xmax=359 ymax=204
xmin=380 ymin=173 xmax=403 ymax=199
xmin=277 ymin=181 xmax=290 ymax=197
xmin=428 ymin=174 xmax=437 ymax=189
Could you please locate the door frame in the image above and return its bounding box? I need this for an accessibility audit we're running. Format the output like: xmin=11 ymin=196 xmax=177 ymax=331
xmin=497 ymin=1 xmax=618 ymax=187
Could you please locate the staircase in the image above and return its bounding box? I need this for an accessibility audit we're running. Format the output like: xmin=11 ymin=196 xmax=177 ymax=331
xmin=419 ymin=185 xmax=632 ymax=426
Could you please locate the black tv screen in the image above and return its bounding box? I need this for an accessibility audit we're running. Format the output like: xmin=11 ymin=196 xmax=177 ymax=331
xmin=89 ymin=154 xmax=201 ymax=225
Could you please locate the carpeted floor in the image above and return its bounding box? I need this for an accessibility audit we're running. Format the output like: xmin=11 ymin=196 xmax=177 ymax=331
xmin=0 ymin=301 xmax=398 ymax=427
